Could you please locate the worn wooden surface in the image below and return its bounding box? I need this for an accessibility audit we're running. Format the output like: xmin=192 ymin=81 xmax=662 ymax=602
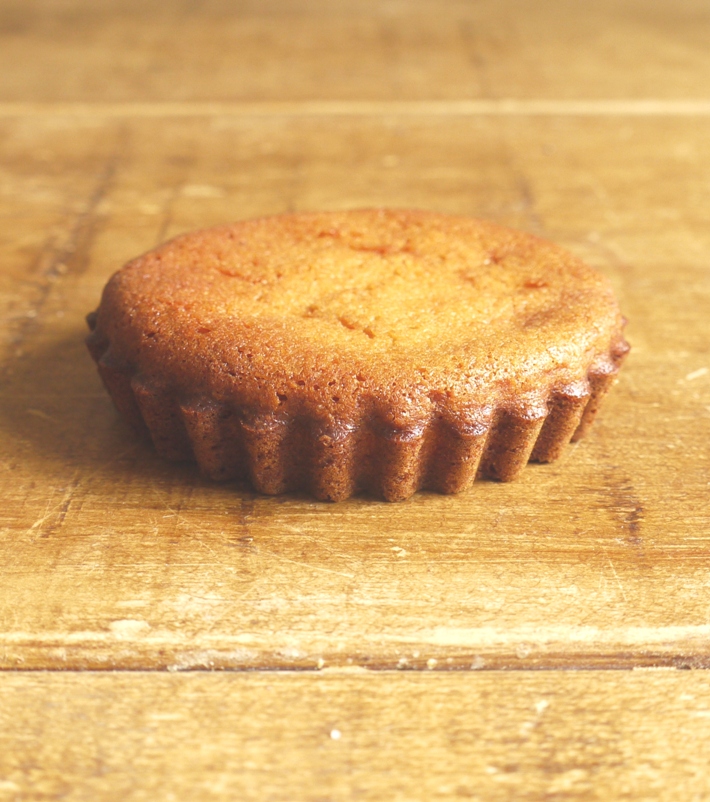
xmin=3 ymin=109 xmax=710 ymax=673
xmin=2 ymin=670 xmax=710 ymax=801
xmin=1 ymin=0 xmax=710 ymax=797
xmin=2 ymin=0 xmax=710 ymax=102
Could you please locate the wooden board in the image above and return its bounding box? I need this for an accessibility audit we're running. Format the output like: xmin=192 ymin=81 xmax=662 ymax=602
xmin=2 ymin=670 xmax=710 ymax=801
xmin=1 ymin=0 xmax=710 ymax=796
xmin=2 ymin=112 xmax=709 ymax=671
xmin=2 ymin=0 xmax=710 ymax=102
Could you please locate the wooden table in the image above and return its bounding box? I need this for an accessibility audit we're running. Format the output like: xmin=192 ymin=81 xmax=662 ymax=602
xmin=2 ymin=1 xmax=710 ymax=798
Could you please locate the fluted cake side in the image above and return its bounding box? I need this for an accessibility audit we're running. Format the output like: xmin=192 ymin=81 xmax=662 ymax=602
xmin=87 ymin=315 xmax=628 ymax=502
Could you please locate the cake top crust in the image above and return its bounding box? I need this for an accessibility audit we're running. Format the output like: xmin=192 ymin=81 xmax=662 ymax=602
xmin=92 ymin=209 xmax=626 ymax=426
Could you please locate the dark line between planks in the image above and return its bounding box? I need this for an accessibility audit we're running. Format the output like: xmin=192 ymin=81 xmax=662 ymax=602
xmin=0 ymin=666 xmax=707 ymax=674
xmin=1 ymin=655 xmax=709 ymax=673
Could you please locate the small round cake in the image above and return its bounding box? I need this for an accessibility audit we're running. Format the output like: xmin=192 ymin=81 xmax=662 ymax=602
xmin=87 ymin=209 xmax=628 ymax=501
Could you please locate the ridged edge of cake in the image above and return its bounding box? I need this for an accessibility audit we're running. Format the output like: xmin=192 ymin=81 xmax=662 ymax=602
xmin=87 ymin=314 xmax=629 ymax=502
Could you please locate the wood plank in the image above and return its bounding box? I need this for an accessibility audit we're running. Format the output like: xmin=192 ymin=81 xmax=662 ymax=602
xmin=1 ymin=113 xmax=709 ymax=670
xmin=1 ymin=670 xmax=710 ymax=800
xmin=1 ymin=0 xmax=710 ymax=103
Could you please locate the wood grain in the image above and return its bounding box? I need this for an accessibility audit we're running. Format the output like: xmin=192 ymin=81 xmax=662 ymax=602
xmin=2 ymin=670 xmax=710 ymax=801
xmin=1 ymin=112 xmax=709 ymax=671
xmin=1 ymin=0 xmax=710 ymax=103
xmin=1 ymin=0 xmax=710 ymax=795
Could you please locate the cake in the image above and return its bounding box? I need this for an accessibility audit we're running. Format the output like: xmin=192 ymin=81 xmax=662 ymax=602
xmin=86 ymin=209 xmax=629 ymax=501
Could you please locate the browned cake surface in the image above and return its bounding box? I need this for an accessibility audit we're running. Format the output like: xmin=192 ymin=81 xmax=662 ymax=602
xmin=87 ymin=209 xmax=628 ymax=501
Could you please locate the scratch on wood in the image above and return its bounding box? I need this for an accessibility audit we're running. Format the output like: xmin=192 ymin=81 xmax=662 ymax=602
xmin=25 ymin=408 xmax=56 ymax=421
xmin=279 ymin=523 xmax=365 ymax=567
xmin=24 ymin=444 xmax=138 ymax=537
xmin=606 ymin=557 xmax=628 ymax=603
xmin=159 ymin=507 xmax=221 ymax=557
xmin=684 ymin=367 xmax=708 ymax=382
xmin=27 ymin=479 xmax=78 ymax=538
xmin=257 ymin=548 xmax=356 ymax=580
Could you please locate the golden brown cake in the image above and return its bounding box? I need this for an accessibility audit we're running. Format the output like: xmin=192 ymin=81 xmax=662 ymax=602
xmin=86 ymin=209 xmax=628 ymax=501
